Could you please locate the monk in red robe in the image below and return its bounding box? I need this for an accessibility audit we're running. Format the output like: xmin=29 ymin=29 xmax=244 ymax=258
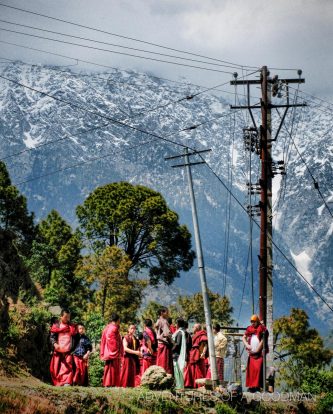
xmin=242 ymin=314 xmax=268 ymax=392
xmin=100 ymin=313 xmax=123 ymax=387
xmin=72 ymin=323 xmax=92 ymax=386
xmin=50 ymin=309 xmax=77 ymax=386
xmin=120 ymin=324 xmax=142 ymax=387
xmin=184 ymin=323 xmax=208 ymax=388
xmin=141 ymin=319 xmax=157 ymax=375
xmin=155 ymin=307 xmax=173 ymax=374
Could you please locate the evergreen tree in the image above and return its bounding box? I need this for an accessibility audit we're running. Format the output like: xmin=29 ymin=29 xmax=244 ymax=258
xmin=177 ymin=290 xmax=234 ymax=325
xmin=28 ymin=210 xmax=85 ymax=314
xmin=76 ymin=182 xmax=195 ymax=285
xmin=0 ymin=162 xmax=36 ymax=335
xmin=273 ymin=308 xmax=332 ymax=390
xmin=0 ymin=161 xmax=35 ymax=251
xmin=76 ymin=245 xmax=146 ymax=324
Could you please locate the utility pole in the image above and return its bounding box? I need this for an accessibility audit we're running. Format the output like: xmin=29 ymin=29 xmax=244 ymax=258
xmin=231 ymin=66 xmax=306 ymax=391
xmin=165 ymin=147 xmax=219 ymax=388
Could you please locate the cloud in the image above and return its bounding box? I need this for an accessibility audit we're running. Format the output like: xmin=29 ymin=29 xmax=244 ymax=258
xmin=0 ymin=0 xmax=332 ymax=97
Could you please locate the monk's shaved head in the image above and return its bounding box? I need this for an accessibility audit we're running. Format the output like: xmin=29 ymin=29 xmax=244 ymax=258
xmin=193 ymin=323 xmax=201 ymax=333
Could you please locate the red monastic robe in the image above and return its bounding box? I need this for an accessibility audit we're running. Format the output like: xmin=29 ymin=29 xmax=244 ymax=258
xmin=155 ymin=317 xmax=173 ymax=375
xmin=120 ymin=334 xmax=140 ymax=388
xmin=73 ymin=356 xmax=88 ymax=386
xmin=100 ymin=323 xmax=123 ymax=387
xmin=141 ymin=327 xmax=157 ymax=375
xmin=184 ymin=330 xmax=208 ymax=388
xmin=50 ymin=323 xmax=76 ymax=386
xmin=244 ymin=324 xmax=268 ymax=388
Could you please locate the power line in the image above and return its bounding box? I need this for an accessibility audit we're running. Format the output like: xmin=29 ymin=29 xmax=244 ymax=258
xmin=16 ymin=138 xmax=158 ymax=185
xmin=0 ymin=68 xmax=256 ymax=162
xmin=201 ymin=156 xmax=333 ymax=313
xmin=0 ymin=40 xmax=260 ymax=101
xmin=0 ymin=18 xmax=249 ymax=71
xmin=276 ymin=109 xmax=333 ymax=218
xmin=0 ymin=26 xmax=235 ymax=75
xmin=0 ymin=1 xmax=258 ymax=70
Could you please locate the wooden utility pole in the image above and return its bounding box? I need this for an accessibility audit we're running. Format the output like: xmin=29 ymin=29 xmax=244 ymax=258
xmin=231 ymin=66 xmax=306 ymax=391
xmin=165 ymin=148 xmax=219 ymax=388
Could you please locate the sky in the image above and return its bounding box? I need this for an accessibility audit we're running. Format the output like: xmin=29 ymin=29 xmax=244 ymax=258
xmin=0 ymin=0 xmax=333 ymax=100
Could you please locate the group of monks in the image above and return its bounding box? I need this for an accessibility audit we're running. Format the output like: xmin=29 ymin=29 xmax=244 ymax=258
xmin=99 ymin=308 xmax=223 ymax=390
xmin=49 ymin=307 xmax=268 ymax=392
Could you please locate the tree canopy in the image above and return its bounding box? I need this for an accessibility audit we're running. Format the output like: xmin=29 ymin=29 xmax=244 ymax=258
xmin=273 ymin=308 xmax=332 ymax=390
xmin=177 ymin=290 xmax=233 ymax=325
xmin=75 ymin=245 xmax=145 ymax=323
xmin=0 ymin=162 xmax=36 ymax=335
xmin=27 ymin=210 xmax=85 ymax=314
xmin=76 ymin=181 xmax=195 ymax=285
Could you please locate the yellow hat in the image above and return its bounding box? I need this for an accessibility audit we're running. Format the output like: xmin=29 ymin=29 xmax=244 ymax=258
xmin=250 ymin=314 xmax=260 ymax=322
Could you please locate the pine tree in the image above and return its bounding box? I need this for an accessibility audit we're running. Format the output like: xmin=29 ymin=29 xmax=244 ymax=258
xmin=0 ymin=162 xmax=36 ymax=335
xmin=28 ymin=210 xmax=85 ymax=314
xmin=76 ymin=245 xmax=146 ymax=324
xmin=76 ymin=181 xmax=195 ymax=285
xmin=273 ymin=308 xmax=332 ymax=390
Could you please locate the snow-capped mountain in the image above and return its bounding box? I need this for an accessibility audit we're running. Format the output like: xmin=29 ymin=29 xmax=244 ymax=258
xmin=0 ymin=61 xmax=332 ymax=333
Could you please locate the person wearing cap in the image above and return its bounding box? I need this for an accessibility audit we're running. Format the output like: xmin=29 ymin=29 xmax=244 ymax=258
xmin=242 ymin=314 xmax=268 ymax=392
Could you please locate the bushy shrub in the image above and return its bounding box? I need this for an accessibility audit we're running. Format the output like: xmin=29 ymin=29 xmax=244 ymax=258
xmin=88 ymin=352 xmax=104 ymax=387
xmin=315 ymin=392 xmax=333 ymax=414
xmin=301 ymin=367 xmax=333 ymax=394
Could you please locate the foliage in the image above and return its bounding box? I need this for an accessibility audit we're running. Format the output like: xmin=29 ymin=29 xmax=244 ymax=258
xmin=177 ymin=290 xmax=233 ymax=325
xmin=301 ymin=367 xmax=333 ymax=394
xmin=273 ymin=308 xmax=332 ymax=390
xmin=27 ymin=210 xmax=88 ymax=316
xmin=84 ymin=311 xmax=106 ymax=346
xmin=5 ymin=304 xmax=52 ymax=380
xmin=215 ymin=403 xmax=237 ymax=414
xmin=76 ymin=245 xmax=146 ymax=324
xmin=0 ymin=161 xmax=35 ymax=252
xmin=315 ymin=392 xmax=333 ymax=414
xmin=88 ymin=352 xmax=104 ymax=387
xmin=76 ymin=181 xmax=195 ymax=285
xmin=0 ymin=162 xmax=37 ymax=336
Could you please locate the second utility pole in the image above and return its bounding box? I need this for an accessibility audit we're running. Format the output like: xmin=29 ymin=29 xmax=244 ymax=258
xmin=165 ymin=147 xmax=218 ymax=388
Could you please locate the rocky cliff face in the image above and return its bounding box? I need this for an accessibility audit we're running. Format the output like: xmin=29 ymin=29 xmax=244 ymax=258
xmin=0 ymin=61 xmax=332 ymax=332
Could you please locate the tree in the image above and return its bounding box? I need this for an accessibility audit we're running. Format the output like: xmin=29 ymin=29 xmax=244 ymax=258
xmin=0 ymin=162 xmax=36 ymax=335
xmin=76 ymin=182 xmax=195 ymax=285
xmin=273 ymin=308 xmax=332 ymax=390
xmin=177 ymin=290 xmax=234 ymax=325
xmin=27 ymin=210 xmax=85 ymax=314
xmin=140 ymin=300 xmax=178 ymax=324
xmin=76 ymin=245 xmax=146 ymax=324
xmin=0 ymin=161 xmax=35 ymax=253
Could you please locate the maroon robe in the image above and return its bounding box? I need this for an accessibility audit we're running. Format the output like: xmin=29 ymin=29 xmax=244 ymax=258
xmin=244 ymin=324 xmax=268 ymax=388
xmin=141 ymin=327 xmax=157 ymax=375
xmin=120 ymin=334 xmax=140 ymax=388
xmin=49 ymin=323 xmax=76 ymax=386
xmin=73 ymin=356 xmax=88 ymax=386
xmin=155 ymin=317 xmax=173 ymax=374
xmin=184 ymin=330 xmax=208 ymax=388
xmin=100 ymin=323 xmax=123 ymax=387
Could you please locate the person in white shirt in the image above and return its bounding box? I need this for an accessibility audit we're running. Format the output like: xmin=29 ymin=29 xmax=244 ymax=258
xmin=213 ymin=323 xmax=228 ymax=382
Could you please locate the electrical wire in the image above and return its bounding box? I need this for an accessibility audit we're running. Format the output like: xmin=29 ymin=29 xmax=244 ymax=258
xmin=201 ymin=156 xmax=333 ymax=313
xmin=0 ymin=67 xmax=258 ymax=162
xmin=276 ymin=109 xmax=333 ymax=218
xmin=0 ymin=27 xmax=235 ymax=75
xmin=0 ymin=18 xmax=251 ymax=71
xmin=0 ymin=1 xmax=258 ymax=70
xmin=0 ymin=40 xmax=260 ymax=101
